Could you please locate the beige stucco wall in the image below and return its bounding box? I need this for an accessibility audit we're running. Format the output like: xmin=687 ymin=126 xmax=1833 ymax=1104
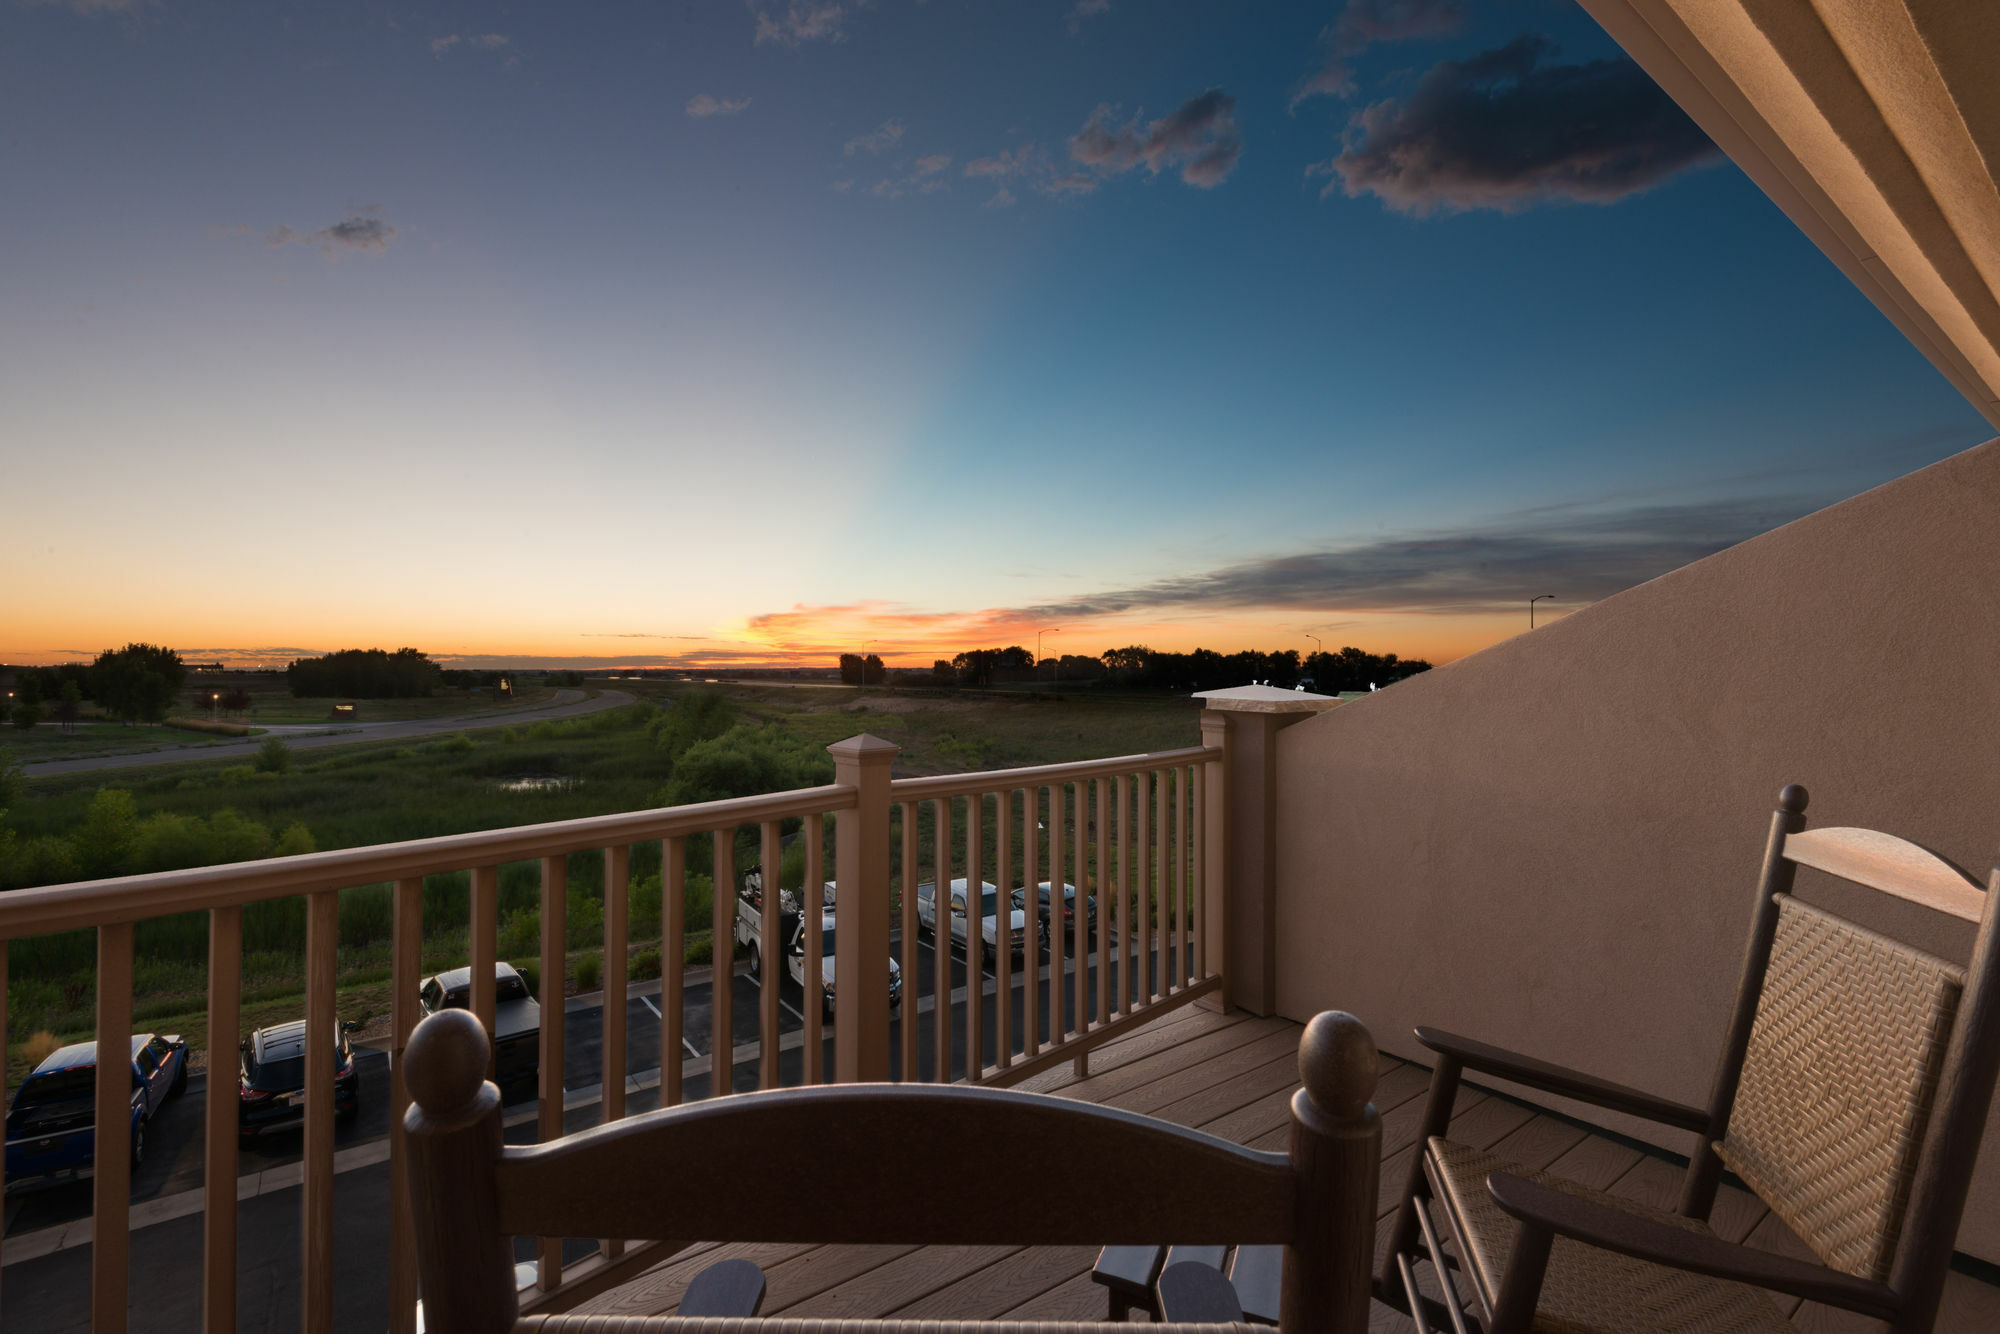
xmin=1273 ymin=436 xmax=2000 ymax=1261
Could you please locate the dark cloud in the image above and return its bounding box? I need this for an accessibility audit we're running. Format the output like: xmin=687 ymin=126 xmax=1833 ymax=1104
xmin=1293 ymin=0 xmax=1465 ymax=107
xmin=1010 ymin=495 xmax=1820 ymax=620
xmin=266 ymin=211 xmax=398 ymax=256
xmin=1311 ymin=37 xmax=1721 ymax=214
xmin=1069 ymin=88 xmax=1241 ymax=188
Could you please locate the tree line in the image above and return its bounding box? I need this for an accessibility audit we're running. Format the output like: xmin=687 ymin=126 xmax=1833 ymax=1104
xmin=913 ymin=643 xmax=1430 ymax=692
xmin=5 ymin=644 xmax=188 ymax=728
xmin=286 ymin=647 xmax=442 ymax=698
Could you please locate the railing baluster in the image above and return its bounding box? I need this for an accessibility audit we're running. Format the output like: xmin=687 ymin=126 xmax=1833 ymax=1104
xmin=1024 ymin=786 xmax=1040 ymax=1059
xmin=1154 ymin=767 xmax=1168 ymax=1003
xmin=995 ymin=788 xmax=1012 ymax=1069
xmin=899 ymin=801 xmax=918 ymax=1081
xmin=93 ymin=921 xmax=134 ymax=1334
xmin=1095 ymin=777 xmax=1109 ymax=1027
xmin=388 ymin=878 xmax=422 ymax=1334
xmin=538 ymin=855 xmax=567 ymax=1291
xmin=202 ymin=906 xmax=241 ymax=1334
xmin=471 ymin=864 xmax=499 ymax=1078
xmin=1193 ymin=761 xmax=1209 ymax=979
xmin=1144 ymin=772 xmax=1160 ymax=1000
xmin=805 ymin=816 xmax=824 ymax=1084
xmin=305 ymin=889 xmax=337 ymax=1334
xmin=965 ymin=793 xmax=983 ymax=1081
xmin=931 ymin=798 xmax=950 ymax=1084
xmin=1175 ymin=768 xmax=1188 ymax=991
xmin=712 ymin=831 xmax=733 ymax=1096
xmin=663 ymin=836 xmax=686 ymax=1108
xmin=759 ymin=820 xmax=782 ymax=1089
xmin=0 ymin=935 xmax=7 ymax=1300
xmin=1050 ymin=785 xmax=1068 ymax=1048
xmin=1121 ymin=775 xmax=1132 ymax=1017
xmin=602 ymin=844 xmax=629 ymax=1260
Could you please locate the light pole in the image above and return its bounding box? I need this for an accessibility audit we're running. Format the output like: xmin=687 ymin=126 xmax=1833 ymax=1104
xmin=211 ymin=692 xmax=219 ymax=722
xmin=1531 ymin=594 xmax=1554 ymax=628
xmin=1037 ymin=628 xmax=1061 ymax=686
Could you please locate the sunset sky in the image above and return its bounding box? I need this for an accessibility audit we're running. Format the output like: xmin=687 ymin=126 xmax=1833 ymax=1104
xmin=3 ymin=0 xmax=1990 ymax=671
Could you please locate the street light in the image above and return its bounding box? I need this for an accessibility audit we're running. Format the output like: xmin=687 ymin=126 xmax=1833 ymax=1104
xmin=1530 ymin=594 xmax=1554 ymax=628
xmin=1037 ymin=628 xmax=1061 ymax=686
xmin=211 ymin=692 xmax=219 ymax=722
xmin=1305 ymin=632 xmax=1322 ymax=655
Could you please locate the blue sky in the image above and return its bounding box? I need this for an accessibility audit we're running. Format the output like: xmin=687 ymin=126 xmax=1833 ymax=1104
xmin=2 ymin=0 xmax=1988 ymax=668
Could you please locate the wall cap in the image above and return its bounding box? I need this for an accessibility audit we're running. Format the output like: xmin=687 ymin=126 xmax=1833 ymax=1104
xmin=1192 ymin=684 xmax=1343 ymax=714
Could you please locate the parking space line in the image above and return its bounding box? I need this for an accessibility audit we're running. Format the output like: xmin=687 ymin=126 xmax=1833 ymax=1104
xmin=743 ymin=970 xmax=809 ymax=1025
xmin=639 ymin=994 xmax=660 ymax=1018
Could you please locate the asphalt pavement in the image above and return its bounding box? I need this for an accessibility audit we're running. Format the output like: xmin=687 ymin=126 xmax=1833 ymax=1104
xmin=1 ymin=931 xmax=1181 ymax=1332
xmin=21 ymin=690 xmax=636 ymax=778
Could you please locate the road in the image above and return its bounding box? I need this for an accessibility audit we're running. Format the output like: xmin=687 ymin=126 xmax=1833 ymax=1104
xmin=20 ymin=690 xmax=637 ymax=778
xmin=0 ymin=930 xmax=1180 ymax=1332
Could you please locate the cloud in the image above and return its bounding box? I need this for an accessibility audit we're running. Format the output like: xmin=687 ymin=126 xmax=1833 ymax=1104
xmin=1292 ymin=0 xmax=1464 ymax=107
xmin=431 ymin=32 xmax=508 ymax=56
xmin=912 ymin=153 xmax=952 ymax=177
xmin=429 ymin=34 xmax=461 ymax=55
xmin=844 ymin=119 xmax=905 ymax=155
xmin=740 ymin=491 xmax=1839 ymax=656
xmin=1067 ymin=0 xmax=1110 ymax=35
xmin=1310 ymin=37 xmax=1721 ymax=214
xmin=751 ymin=1 xmax=846 ymax=47
xmin=963 ymin=145 xmax=1045 ymax=180
xmin=1069 ymin=88 xmax=1242 ymax=188
xmin=1044 ymin=172 xmax=1097 ymax=196
xmin=983 ymin=187 xmax=1017 ymax=209
xmin=263 ymin=210 xmax=399 ymax=257
xmin=686 ymin=93 xmax=752 ymax=118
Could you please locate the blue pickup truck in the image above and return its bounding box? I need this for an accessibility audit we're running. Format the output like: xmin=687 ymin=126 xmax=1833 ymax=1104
xmin=5 ymin=1033 xmax=189 ymax=1185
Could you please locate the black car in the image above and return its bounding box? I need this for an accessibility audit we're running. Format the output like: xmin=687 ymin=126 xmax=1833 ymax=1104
xmin=1030 ymin=881 xmax=1096 ymax=943
xmin=237 ymin=1021 xmax=360 ymax=1141
xmin=420 ymin=962 xmax=540 ymax=1096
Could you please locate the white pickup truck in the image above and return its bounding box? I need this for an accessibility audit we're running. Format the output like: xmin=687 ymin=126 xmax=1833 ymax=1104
xmin=913 ymin=877 xmax=1047 ymax=966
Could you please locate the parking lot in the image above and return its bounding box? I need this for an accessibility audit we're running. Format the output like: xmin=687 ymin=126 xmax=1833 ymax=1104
xmin=1 ymin=926 xmax=1174 ymax=1270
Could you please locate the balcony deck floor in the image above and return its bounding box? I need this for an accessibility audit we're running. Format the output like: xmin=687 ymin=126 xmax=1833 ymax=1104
xmin=572 ymin=1003 xmax=2000 ymax=1333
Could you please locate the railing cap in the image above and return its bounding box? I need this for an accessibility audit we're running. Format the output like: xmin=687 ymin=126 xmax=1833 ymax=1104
xmin=827 ymin=732 xmax=902 ymax=761
xmin=1194 ymin=684 xmax=1342 ymax=714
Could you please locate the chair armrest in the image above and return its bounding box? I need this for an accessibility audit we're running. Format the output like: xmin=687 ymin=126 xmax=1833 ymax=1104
xmin=1413 ymin=1027 xmax=1708 ymax=1132
xmin=1484 ymin=1174 xmax=1902 ymax=1320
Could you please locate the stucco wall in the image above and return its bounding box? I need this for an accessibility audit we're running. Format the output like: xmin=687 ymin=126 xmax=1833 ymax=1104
xmin=1273 ymin=436 xmax=2000 ymax=1261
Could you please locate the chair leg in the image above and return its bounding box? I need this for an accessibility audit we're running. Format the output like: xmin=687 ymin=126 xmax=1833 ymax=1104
xmin=1379 ymin=1057 xmax=1463 ymax=1300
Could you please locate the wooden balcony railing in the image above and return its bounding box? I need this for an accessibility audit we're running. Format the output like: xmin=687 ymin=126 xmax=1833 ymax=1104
xmin=0 ymin=732 xmax=1224 ymax=1334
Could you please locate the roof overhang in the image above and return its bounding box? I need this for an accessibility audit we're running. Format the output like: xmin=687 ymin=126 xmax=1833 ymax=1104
xmin=1577 ymin=0 xmax=2000 ymax=430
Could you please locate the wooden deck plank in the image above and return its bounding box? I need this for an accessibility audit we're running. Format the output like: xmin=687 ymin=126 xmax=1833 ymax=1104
xmin=893 ymin=1246 xmax=1104 ymax=1320
xmin=994 ymin=1268 xmax=1109 ymax=1322
xmin=571 ymin=1241 xmax=792 ymax=1317
xmin=1010 ymin=1004 xmax=1248 ymax=1095
xmin=1151 ymin=1052 xmax=1305 ymax=1130
xmin=782 ymin=1245 xmax=1020 ymax=1318
xmin=759 ymin=1244 xmax=923 ymax=1315
xmin=1103 ymin=1024 xmax=1317 ymax=1113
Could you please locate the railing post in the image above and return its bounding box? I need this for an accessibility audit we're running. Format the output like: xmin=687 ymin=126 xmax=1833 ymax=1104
xmin=1194 ymin=686 xmax=1341 ymax=1016
xmin=1285 ymin=1010 xmax=1381 ymax=1334
xmin=829 ymin=733 xmax=899 ymax=1082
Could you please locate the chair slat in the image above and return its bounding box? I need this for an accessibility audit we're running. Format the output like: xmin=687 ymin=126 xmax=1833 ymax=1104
xmin=1785 ymin=827 xmax=1984 ymax=922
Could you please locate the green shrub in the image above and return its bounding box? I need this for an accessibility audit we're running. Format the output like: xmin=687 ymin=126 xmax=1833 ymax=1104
xmin=512 ymin=959 xmax=540 ymax=999
xmin=432 ymin=733 xmax=475 ymax=755
xmin=684 ymin=933 xmax=713 ymax=967
xmin=498 ymin=909 xmax=538 ymax=958
xmin=628 ymin=946 xmax=661 ymax=981
xmin=217 ymin=765 xmax=258 ymax=786
xmin=255 ymin=737 xmax=292 ymax=774
xmin=394 ymin=747 xmax=419 ymax=761
xmin=574 ymin=953 xmax=602 ymax=992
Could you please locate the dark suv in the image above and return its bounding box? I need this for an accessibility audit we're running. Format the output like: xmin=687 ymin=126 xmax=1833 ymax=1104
xmin=237 ymin=1021 xmax=361 ymax=1141
xmin=419 ymin=962 xmax=540 ymax=1098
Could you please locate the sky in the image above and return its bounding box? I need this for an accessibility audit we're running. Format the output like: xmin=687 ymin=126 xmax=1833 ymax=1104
xmin=1 ymin=0 xmax=1990 ymax=672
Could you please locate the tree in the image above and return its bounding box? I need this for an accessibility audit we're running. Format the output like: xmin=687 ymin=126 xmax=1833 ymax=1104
xmin=90 ymin=643 xmax=186 ymax=724
xmin=255 ymin=736 xmax=292 ymax=773
xmin=220 ymin=687 xmax=252 ymax=716
xmin=53 ymin=679 xmax=82 ymax=731
xmin=838 ymin=654 xmax=864 ymax=686
xmin=862 ymin=654 xmax=885 ymax=685
xmin=11 ymin=700 xmax=41 ymax=730
xmin=0 ymin=744 xmax=22 ymax=809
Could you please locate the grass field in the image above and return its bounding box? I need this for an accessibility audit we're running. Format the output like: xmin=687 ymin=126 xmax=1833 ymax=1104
xmin=1 ymin=683 xmax=1203 ymax=1080
xmin=2 ymin=722 xmax=270 ymax=763
xmin=193 ymin=675 xmax=562 ymax=725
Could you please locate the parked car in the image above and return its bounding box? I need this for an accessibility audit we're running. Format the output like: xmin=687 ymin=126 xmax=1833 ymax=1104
xmin=4 ymin=1033 xmax=188 ymax=1183
xmin=419 ymin=961 xmax=540 ymax=1095
xmin=237 ymin=1020 xmax=362 ymax=1141
xmin=914 ymin=877 xmax=1047 ymax=965
xmin=786 ymin=910 xmax=902 ymax=1019
xmin=1028 ymin=881 xmax=1095 ymax=943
